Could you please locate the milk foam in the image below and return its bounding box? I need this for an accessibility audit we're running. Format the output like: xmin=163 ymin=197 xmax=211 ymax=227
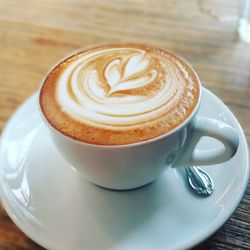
xmin=56 ymin=47 xmax=195 ymax=130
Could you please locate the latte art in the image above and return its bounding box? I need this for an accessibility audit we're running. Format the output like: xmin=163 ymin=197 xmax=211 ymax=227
xmin=58 ymin=48 xmax=161 ymax=128
xmin=104 ymin=53 xmax=157 ymax=95
xmin=40 ymin=44 xmax=200 ymax=145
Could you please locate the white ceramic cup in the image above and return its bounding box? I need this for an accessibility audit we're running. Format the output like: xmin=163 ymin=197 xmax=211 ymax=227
xmin=39 ymin=75 xmax=239 ymax=191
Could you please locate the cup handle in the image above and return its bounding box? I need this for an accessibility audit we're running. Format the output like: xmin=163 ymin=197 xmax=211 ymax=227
xmin=174 ymin=116 xmax=239 ymax=168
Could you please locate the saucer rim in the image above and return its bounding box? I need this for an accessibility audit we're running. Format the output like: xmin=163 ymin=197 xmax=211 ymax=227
xmin=0 ymin=88 xmax=249 ymax=250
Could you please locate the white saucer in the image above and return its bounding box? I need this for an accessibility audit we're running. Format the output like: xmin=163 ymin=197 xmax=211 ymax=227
xmin=0 ymin=88 xmax=249 ymax=250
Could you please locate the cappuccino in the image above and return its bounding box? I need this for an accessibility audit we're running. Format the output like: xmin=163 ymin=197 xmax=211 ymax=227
xmin=40 ymin=44 xmax=200 ymax=145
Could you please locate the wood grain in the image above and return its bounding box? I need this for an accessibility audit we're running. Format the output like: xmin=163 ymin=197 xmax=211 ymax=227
xmin=0 ymin=0 xmax=249 ymax=249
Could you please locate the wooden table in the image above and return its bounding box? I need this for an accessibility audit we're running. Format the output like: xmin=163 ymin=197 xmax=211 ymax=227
xmin=0 ymin=0 xmax=249 ymax=249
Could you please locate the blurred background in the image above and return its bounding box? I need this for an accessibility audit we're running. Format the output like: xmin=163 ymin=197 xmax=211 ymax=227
xmin=0 ymin=0 xmax=249 ymax=249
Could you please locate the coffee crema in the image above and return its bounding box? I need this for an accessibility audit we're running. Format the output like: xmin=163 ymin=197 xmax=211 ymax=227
xmin=40 ymin=44 xmax=200 ymax=145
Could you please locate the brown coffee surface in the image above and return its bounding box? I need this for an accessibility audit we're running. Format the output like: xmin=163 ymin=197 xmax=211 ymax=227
xmin=40 ymin=44 xmax=200 ymax=145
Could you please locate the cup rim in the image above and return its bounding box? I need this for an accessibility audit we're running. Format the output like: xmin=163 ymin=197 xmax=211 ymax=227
xmin=38 ymin=44 xmax=202 ymax=149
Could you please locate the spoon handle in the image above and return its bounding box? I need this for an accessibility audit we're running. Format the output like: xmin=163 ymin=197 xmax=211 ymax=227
xmin=185 ymin=166 xmax=214 ymax=197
